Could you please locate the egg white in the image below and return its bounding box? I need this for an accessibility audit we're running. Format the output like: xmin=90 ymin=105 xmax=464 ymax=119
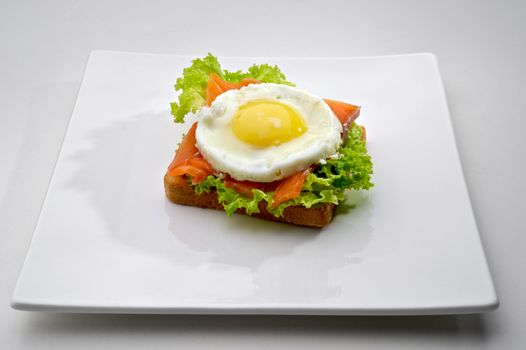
xmin=195 ymin=83 xmax=342 ymax=182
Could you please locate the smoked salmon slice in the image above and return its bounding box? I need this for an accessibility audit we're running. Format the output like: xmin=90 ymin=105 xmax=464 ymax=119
xmin=188 ymin=156 xmax=213 ymax=173
xmin=323 ymin=98 xmax=360 ymax=126
xmin=205 ymin=73 xmax=237 ymax=106
xmin=167 ymin=122 xmax=199 ymax=172
xmin=237 ymin=78 xmax=260 ymax=87
xmin=223 ymin=177 xmax=265 ymax=198
xmin=169 ymin=153 xmax=214 ymax=185
xmin=167 ymin=122 xmax=214 ymax=184
xmin=271 ymin=169 xmax=309 ymax=209
xmin=170 ymin=164 xmax=210 ymax=184
xmin=223 ymin=176 xmax=282 ymax=198
xmin=205 ymin=73 xmax=260 ymax=106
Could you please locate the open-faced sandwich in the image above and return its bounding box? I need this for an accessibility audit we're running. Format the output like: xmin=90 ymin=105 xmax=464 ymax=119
xmin=164 ymin=54 xmax=373 ymax=228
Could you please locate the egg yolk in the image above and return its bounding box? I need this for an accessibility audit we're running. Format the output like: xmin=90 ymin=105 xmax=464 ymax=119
xmin=231 ymin=100 xmax=307 ymax=147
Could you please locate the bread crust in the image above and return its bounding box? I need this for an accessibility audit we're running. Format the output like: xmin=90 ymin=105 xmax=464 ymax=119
xmin=164 ymin=175 xmax=335 ymax=228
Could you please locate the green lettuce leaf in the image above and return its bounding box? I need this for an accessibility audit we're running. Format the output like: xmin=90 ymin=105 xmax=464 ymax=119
xmin=316 ymin=124 xmax=374 ymax=191
xmin=192 ymin=123 xmax=373 ymax=217
xmin=170 ymin=54 xmax=222 ymax=123
xmin=170 ymin=53 xmax=294 ymax=123
xmin=223 ymin=64 xmax=295 ymax=86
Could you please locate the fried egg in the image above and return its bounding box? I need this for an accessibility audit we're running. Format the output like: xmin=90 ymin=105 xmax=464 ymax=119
xmin=195 ymin=83 xmax=342 ymax=182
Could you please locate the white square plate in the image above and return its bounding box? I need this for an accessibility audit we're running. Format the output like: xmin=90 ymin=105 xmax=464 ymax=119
xmin=12 ymin=51 xmax=498 ymax=315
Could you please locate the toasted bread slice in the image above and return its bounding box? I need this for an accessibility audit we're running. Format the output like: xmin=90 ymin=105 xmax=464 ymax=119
xmin=164 ymin=174 xmax=336 ymax=228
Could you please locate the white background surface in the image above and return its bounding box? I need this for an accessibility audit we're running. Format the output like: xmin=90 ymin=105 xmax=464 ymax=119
xmin=0 ymin=0 xmax=524 ymax=348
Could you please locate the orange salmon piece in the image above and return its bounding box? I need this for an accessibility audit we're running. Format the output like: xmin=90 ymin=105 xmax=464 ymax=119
xmin=170 ymin=164 xmax=210 ymax=184
xmin=205 ymin=73 xmax=260 ymax=106
xmin=167 ymin=123 xmax=213 ymax=184
xmin=323 ymin=98 xmax=361 ymax=126
xmin=223 ymin=177 xmax=266 ymax=198
xmin=167 ymin=122 xmax=199 ymax=172
xmin=271 ymin=170 xmax=309 ymax=209
xmin=188 ymin=156 xmax=213 ymax=173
